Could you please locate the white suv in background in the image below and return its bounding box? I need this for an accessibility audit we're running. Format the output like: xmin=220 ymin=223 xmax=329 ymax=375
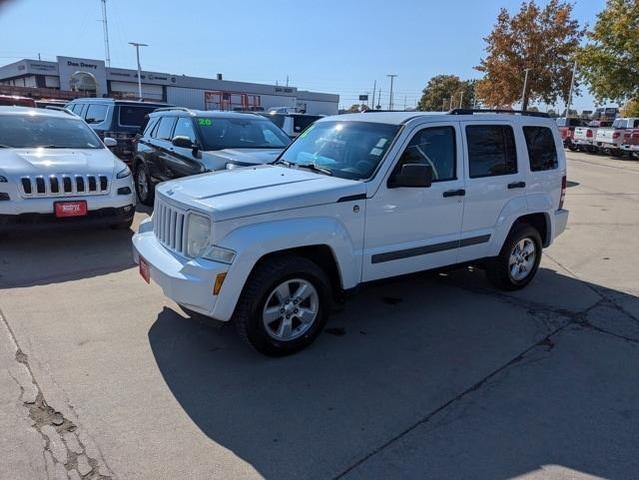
xmin=0 ymin=107 xmax=135 ymax=230
xmin=133 ymin=109 xmax=568 ymax=356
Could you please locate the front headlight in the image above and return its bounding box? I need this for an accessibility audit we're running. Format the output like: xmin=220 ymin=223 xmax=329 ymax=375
xmin=186 ymin=213 xmax=211 ymax=257
xmin=116 ymin=165 xmax=132 ymax=179
xmin=226 ymin=162 xmax=239 ymax=170
xmin=0 ymin=175 xmax=7 ymax=183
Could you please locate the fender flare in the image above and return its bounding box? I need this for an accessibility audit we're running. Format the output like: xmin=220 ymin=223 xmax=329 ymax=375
xmin=211 ymin=217 xmax=360 ymax=321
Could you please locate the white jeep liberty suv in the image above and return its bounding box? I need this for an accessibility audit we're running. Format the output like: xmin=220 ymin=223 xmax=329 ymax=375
xmin=133 ymin=109 xmax=569 ymax=356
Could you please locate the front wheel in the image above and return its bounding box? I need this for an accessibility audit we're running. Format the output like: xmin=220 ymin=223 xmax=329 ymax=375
xmin=487 ymin=224 xmax=542 ymax=291
xmin=234 ymin=256 xmax=331 ymax=356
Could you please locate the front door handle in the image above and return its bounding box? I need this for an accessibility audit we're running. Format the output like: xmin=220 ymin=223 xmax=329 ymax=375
xmin=508 ymin=181 xmax=526 ymax=189
xmin=443 ymin=189 xmax=466 ymax=198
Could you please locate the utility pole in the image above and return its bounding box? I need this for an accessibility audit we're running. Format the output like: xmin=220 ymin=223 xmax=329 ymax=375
xmin=449 ymin=96 xmax=453 ymax=110
xmin=566 ymin=61 xmax=577 ymax=118
xmin=442 ymin=98 xmax=447 ymax=112
xmin=459 ymin=90 xmax=464 ymax=109
xmin=101 ymin=0 xmax=111 ymax=68
xmin=377 ymin=90 xmax=381 ymax=110
xmin=371 ymin=80 xmax=377 ymax=110
xmin=387 ymin=74 xmax=398 ymax=110
xmin=521 ymin=68 xmax=531 ymax=111
xmin=128 ymin=42 xmax=148 ymax=101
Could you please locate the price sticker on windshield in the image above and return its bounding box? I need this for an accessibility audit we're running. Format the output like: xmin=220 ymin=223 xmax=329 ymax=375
xmin=198 ymin=118 xmax=213 ymax=127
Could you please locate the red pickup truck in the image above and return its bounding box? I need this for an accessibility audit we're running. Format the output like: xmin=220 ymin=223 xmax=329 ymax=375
xmin=0 ymin=94 xmax=36 ymax=107
xmin=556 ymin=117 xmax=586 ymax=150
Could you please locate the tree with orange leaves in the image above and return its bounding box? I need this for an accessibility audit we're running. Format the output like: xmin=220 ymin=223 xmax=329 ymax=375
xmin=475 ymin=0 xmax=584 ymax=111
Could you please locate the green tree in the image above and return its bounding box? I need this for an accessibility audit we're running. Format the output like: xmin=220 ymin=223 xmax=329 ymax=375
xmin=417 ymin=75 xmax=476 ymax=111
xmin=577 ymin=0 xmax=639 ymax=106
xmin=620 ymin=99 xmax=639 ymax=118
xmin=475 ymin=0 xmax=584 ymax=110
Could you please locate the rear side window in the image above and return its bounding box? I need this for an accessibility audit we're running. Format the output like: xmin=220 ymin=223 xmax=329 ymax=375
xmin=154 ymin=116 xmax=176 ymax=140
xmin=85 ymin=104 xmax=108 ymax=124
xmin=523 ymin=126 xmax=558 ymax=171
xmin=466 ymin=125 xmax=517 ymax=178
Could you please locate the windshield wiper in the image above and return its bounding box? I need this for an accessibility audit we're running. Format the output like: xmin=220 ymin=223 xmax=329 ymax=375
xmin=297 ymin=162 xmax=333 ymax=176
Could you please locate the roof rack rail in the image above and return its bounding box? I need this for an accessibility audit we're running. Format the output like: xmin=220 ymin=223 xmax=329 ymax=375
xmin=449 ymin=108 xmax=549 ymax=118
xmin=153 ymin=106 xmax=193 ymax=113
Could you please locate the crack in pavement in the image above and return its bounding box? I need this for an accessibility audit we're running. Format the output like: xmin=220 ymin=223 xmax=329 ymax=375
xmin=0 ymin=309 xmax=114 ymax=480
xmin=334 ymin=264 xmax=639 ymax=479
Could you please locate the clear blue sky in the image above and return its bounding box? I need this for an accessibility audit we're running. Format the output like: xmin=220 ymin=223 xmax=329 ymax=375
xmin=0 ymin=0 xmax=607 ymax=111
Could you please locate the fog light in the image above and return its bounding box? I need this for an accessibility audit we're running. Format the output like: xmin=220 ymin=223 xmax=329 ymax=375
xmin=0 ymin=192 xmax=9 ymax=201
xmin=213 ymin=272 xmax=227 ymax=295
xmin=118 ymin=187 xmax=132 ymax=195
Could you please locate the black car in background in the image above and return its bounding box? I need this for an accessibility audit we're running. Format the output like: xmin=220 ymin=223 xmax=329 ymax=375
xmin=260 ymin=112 xmax=322 ymax=138
xmin=132 ymin=107 xmax=291 ymax=205
xmin=65 ymin=98 xmax=170 ymax=163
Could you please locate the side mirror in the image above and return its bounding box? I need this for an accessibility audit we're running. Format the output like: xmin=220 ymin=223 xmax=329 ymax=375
xmin=172 ymin=136 xmax=193 ymax=148
xmin=103 ymin=137 xmax=117 ymax=148
xmin=389 ymin=163 xmax=433 ymax=188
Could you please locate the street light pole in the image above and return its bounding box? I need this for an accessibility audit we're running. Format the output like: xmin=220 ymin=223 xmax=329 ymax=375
xmin=128 ymin=42 xmax=148 ymax=101
xmin=521 ymin=68 xmax=531 ymax=111
xmin=566 ymin=61 xmax=577 ymax=117
xmin=387 ymin=74 xmax=398 ymax=110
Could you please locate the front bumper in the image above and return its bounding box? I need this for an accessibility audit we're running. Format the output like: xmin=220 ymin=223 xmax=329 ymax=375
xmin=132 ymin=225 xmax=230 ymax=320
xmin=0 ymin=204 xmax=134 ymax=230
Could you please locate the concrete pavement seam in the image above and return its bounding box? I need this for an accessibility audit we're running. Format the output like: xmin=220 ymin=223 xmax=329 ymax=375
xmin=334 ymin=266 xmax=639 ymax=478
xmin=0 ymin=308 xmax=114 ymax=480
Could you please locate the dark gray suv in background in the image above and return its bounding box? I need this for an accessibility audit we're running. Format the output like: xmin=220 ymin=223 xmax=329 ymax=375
xmin=132 ymin=108 xmax=291 ymax=205
xmin=65 ymin=98 xmax=170 ymax=163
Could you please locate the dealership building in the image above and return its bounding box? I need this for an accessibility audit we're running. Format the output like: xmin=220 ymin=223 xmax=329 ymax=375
xmin=0 ymin=56 xmax=339 ymax=115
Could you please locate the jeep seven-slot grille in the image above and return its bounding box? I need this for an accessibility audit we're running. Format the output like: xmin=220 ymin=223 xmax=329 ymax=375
xmin=19 ymin=174 xmax=110 ymax=197
xmin=153 ymin=199 xmax=187 ymax=255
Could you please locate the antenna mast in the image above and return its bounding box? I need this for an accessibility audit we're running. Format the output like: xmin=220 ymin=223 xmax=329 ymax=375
xmin=101 ymin=0 xmax=111 ymax=67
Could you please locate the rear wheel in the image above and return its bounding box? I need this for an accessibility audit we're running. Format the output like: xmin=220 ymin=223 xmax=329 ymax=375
xmin=134 ymin=162 xmax=154 ymax=206
xmin=234 ymin=256 xmax=331 ymax=356
xmin=487 ymin=224 xmax=542 ymax=291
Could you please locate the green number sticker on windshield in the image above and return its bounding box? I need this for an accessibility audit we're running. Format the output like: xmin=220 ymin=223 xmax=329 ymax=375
xmin=198 ymin=118 xmax=213 ymax=127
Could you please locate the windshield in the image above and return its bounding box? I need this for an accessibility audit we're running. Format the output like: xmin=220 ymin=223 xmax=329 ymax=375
xmin=0 ymin=114 xmax=103 ymax=149
xmin=278 ymin=121 xmax=400 ymax=180
xmin=196 ymin=117 xmax=290 ymax=150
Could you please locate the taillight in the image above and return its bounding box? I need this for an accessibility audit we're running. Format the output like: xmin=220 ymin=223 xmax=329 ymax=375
xmin=613 ymin=131 xmax=620 ymax=139
xmin=586 ymin=129 xmax=593 ymax=138
xmin=559 ymin=175 xmax=567 ymax=210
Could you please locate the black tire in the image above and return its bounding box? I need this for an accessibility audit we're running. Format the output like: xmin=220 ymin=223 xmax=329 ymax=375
xmin=234 ymin=255 xmax=331 ymax=356
xmin=110 ymin=217 xmax=133 ymax=230
xmin=134 ymin=161 xmax=155 ymax=206
xmin=486 ymin=224 xmax=542 ymax=291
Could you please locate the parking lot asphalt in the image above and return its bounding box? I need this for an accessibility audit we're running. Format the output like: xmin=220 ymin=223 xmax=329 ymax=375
xmin=1 ymin=151 xmax=638 ymax=480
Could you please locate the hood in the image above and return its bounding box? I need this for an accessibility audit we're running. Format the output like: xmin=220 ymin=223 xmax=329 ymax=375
xmin=158 ymin=165 xmax=365 ymax=222
xmin=200 ymin=148 xmax=284 ymax=171
xmin=0 ymin=148 xmax=118 ymax=176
